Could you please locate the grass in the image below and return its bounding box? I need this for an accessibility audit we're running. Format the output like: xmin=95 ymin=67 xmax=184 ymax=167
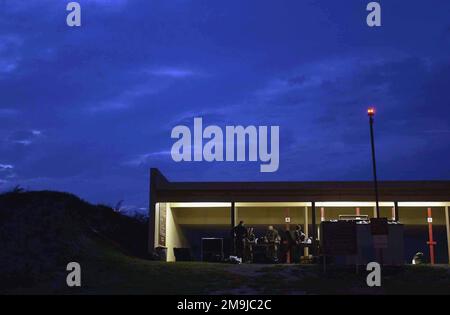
xmin=242 ymin=264 xmax=450 ymax=295
xmin=4 ymin=238 xmax=241 ymax=295
xmin=4 ymin=238 xmax=450 ymax=295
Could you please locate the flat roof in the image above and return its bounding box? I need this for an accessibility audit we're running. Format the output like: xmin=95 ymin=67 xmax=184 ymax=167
xmin=150 ymin=168 xmax=450 ymax=203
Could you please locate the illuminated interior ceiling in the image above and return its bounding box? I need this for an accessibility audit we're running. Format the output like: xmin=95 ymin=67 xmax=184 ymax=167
xmin=168 ymin=202 xmax=311 ymax=208
xmin=167 ymin=201 xmax=450 ymax=208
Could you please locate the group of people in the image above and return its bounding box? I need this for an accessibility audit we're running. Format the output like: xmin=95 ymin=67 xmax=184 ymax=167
xmin=233 ymin=221 xmax=308 ymax=263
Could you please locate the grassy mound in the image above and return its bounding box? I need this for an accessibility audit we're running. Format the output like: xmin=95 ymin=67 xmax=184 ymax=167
xmin=0 ymin=190 xmax=148 ymax=291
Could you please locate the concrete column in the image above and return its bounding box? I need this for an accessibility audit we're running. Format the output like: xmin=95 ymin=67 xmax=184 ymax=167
xmin=373 ymin=206 xmax=378 ymax=218
xmin=394 ymin=201 xmax=399 ymax=222
xmin=231 ymin=202 xmax=236 ymax=255
xmin=148 ymin=201 xmax=157 ymax=252
xmin=446 ymin=206 xmax=450 ymax=265
xmin=166 ymin=203 xmax=184 ymax=262
xmin=304 ymin=206 xmax=309 ymax=257
xmin=231 ymin=202 xmax=236 ymax=226
xmin=311 ymin=202 xmax=316 ymax=256
xmin=148 ymin=168 xmax=157 ymax=253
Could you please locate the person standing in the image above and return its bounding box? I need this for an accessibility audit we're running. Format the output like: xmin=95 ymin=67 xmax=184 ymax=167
xmin=233 ymin=221 xmax=247 ymax=258
xmin=282 ymin=228 xmax=294 ymax=263
xmin=293 ymin=225 xmax=306 ymax=262
xmin=294 ymin=225 xmax=306 ymax=243
xmin=265 ymin=225 xmax=280 ymax=263
xmin=244 ymin=227 xmax=257 ymax=263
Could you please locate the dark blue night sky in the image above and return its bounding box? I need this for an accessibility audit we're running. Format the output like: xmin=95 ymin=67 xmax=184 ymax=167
xmin=1 ymin=0 xmax=449 ymax=212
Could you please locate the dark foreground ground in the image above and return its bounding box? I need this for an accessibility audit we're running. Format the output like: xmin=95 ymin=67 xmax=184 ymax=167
xmin=1 ymin=190 xmax=449 ymax=295
xmin=4 ymin=238 xmax=450 ymax=295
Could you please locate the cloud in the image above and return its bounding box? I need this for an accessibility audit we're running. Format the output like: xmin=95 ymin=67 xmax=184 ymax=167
xmin=0 ymin=61 xmax=17 ymax=73
xmin=13 ymin=140 xmax=32 ymax=146
xmin=0 ymin=34 xmax=23 ymax=75
xmin=148 ymin=67 xmax=198 ymax=78
xmin=0 ymin=109 xmax=19 ymax=116
xmin=0 ymin=164 xmax=15 ymax=185
xmin=87 ymin=65 xmax=204 ymax=112
xmin=0 ymin=164 xmax=14 ymax=171
xmin=87 ymin=83 xmax=162 ymax=112
xmin=7 ymin=129 xmax=43 ymax=146
xmin=124 ymin=151 xmax=172 ymax=167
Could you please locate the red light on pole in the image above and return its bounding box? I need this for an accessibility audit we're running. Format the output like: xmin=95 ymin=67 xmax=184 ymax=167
xmin=367 ymin=106 xmax=380 ymax=219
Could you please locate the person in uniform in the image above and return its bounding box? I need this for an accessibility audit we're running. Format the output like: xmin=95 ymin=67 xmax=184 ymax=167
xmin=293 ymin=225 xmax=306 ymax=262
xmin=265 ymin=225 xmax=280 ymax=263
xmin=233 ymin=221 xmax=247 ymax=258
xmin=244 ymin=227 xmax=257 ymax=263
xmin=294 ymin=225 xmax=306 ymax=243
xmin=282 ymin=228 xmax=295 ymax=263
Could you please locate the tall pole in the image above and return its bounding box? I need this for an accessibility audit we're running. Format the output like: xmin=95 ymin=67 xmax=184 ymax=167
xmin=368 ymin=108 xmax=380 ymax=218
xmin=311 ymin=202 xmax=316 ymax=256
xmin=445 ymin=206 xmax=450 ymax=265
xmin=231 ymin=202 xmax=235 ymax=255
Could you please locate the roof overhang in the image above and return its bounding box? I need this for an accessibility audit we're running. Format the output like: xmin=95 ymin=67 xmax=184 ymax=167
xmin=150 ymin=168 xmax=450 ymax=203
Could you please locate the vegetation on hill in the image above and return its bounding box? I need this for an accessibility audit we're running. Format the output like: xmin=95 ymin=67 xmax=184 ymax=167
xmin=0 ymin=190 xmax=148 ymax=291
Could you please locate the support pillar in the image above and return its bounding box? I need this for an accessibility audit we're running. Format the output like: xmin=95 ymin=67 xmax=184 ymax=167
xmin=285 ymin=208 xmax=291 ymax=263
xmin=311 ymin=202 xmax=316 ymax=256
xmin=231 ymin=202 xmax=236 ymax=255
xmin=427 ymin=208 xmax=436 ymax=265
xmin=445 ymin=206 xmax=450 ymax=265
xmin=148 ymin=169 xmax=157 ymax=253
xmin=148 ymin=201 xmax=156 ymax=252
xmin=394 ymin=201 xmax=399 ymax=222
xmin=304 ymin=206 xmax=309 ymax=257
xmin=373 ymin=206 xmax=378 ymax=218
xmin=318 ymin=207 xmax=325 ymax=242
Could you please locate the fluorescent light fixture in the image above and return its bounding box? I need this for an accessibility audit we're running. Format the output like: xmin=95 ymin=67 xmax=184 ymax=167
xmin=169 ymin=202 xmax=231 ymax=208
xmin=315 ymin=202 xmax=394 ymax=207
xmin=167 ymin=201 xmax=450 ymax=208
xmin=398 ymin=202 xmax=450 ymax=207
xmin=235 ymin=202 xmax=311 ymax=207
